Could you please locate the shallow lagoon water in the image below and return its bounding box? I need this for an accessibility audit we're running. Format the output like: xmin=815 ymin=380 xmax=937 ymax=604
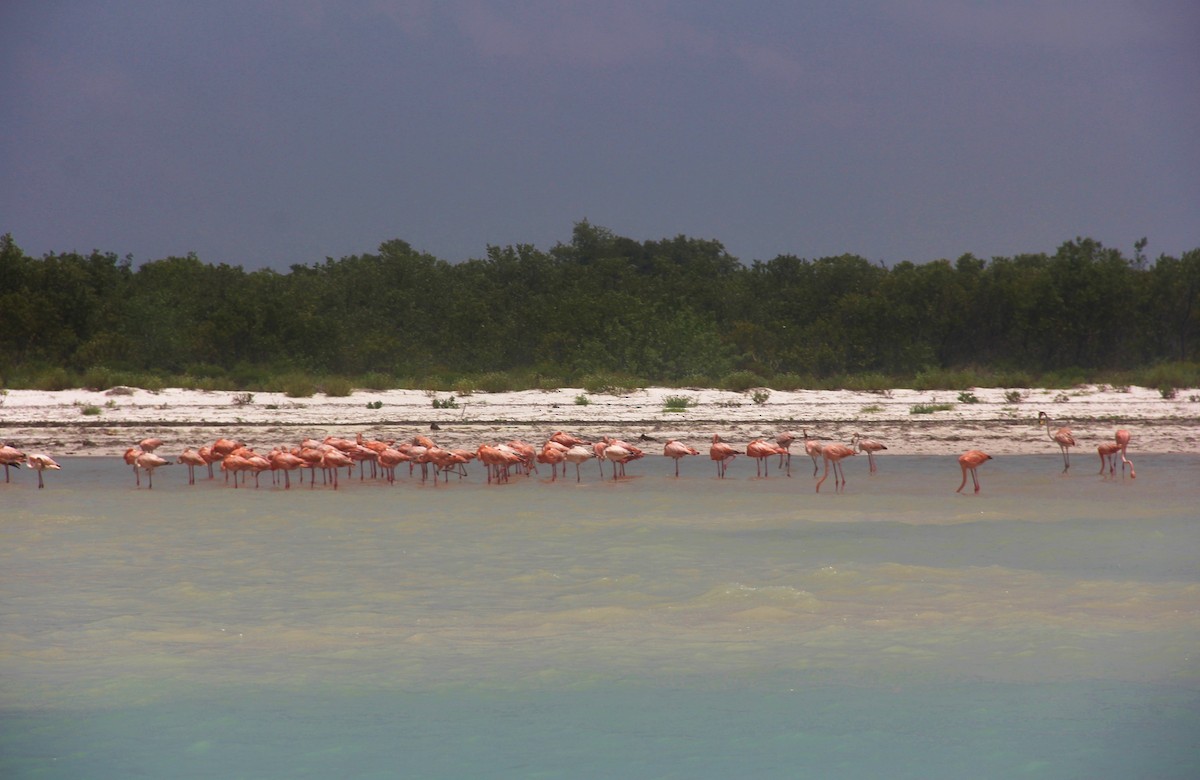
xmin=2 ymin=454 xmax=1198 ymax=778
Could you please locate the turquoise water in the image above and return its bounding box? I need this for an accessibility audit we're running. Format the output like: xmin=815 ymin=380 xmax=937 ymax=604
xmin=2 ymin=454 xmax=1198 ymax=778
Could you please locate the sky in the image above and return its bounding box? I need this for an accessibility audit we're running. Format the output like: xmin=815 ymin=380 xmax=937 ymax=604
xmin=2 ymin=1 xmax=1197 ymax=271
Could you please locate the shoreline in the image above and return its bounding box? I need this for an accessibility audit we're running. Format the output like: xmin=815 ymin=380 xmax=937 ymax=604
xmin=2 ymin=385 xmax=1198 ymax=458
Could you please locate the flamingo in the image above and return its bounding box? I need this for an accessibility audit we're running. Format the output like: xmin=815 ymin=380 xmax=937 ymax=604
xmin=320 ymin=448 xmax=353 ymax=489
xmin=221 ymin=454 xmax=250 ymax=488
xmin=1097 ymin=441 xmax=1122 ymax=476
xmin=1 ymin=444 xmax=27 ymax=482
xmin=123 ymin=447 xmax=145 ymax=486
xmin=850 ymin=433 xmax=887 ymax=474
xmin=802 ymin=429 xmax=824 ymax=476
xmin=243 ymin=454 xmax=272 ymax=488
xmin=593 ymin=437 xmax=612 ymax=478
xmin=135 ymin=451 xmax=170 ymax=489
xmin=1115 ymin=429 xmax=1135 ymax=478
xmin=1037 ymin=411 xmax=1075 ymax=473
xmin=709 ymin=434 xmax=740 ymax=478
xmin=196 ymin=445 xmax=220 ymax=479
xmin=775 ymin=430 xmax=799 ymax=476
xmin=26 ymin=453 xmax=61 ymax=489
xmin=663 ymin=439 xmax=699 ymax=477
xmin=537 ymin=444 xmax=567 ymax=481
xmin=550 ymin=431 xmax=591 ymax=448
xmin=210 ymin=438 xmax=241 ymax=458
xmin=269 ymin=450 xmax=305 ymax=489
xmin=956 ymin=450 xmax=992 ymax=493
xmin=178 ymin=448 xmax=206 ymax=485
xmin=746 ymin=439 xmax=784 ymax=477
xmin=604 ymin=442 xmax=635 ymax=480
xmin=815 ymin=443 xmax=856 ymax=493
xmin=138 ymin=437 xmax=164 ymax=452
xmin=505 ymin=440 xmax=538 ymax=475
xmin=564 ymin=444 xmax=595 ymax=482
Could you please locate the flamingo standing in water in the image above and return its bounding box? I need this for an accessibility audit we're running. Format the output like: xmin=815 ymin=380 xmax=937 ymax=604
xmin=850 ymin=433 xmax=887 ymax=474
xmin=178 ymin=448 xmax=206 ymax=485
xmin=802 ymin=429 xmax=824 ymax=476
xmin=1115 ymin=429 xmax=1135 ymax=478
xmin=746 ymin=439 xmax=784 ymax=477
xmin=564 ymin=444 xmax=595 ymax=482
xmin=26 ymin=453 xmax=61 ymax=489
xmin=775 ymin=430 xmax=799 ymax=476
xmin=1038 ymin=411 xmax=1075 ymax=473
xmin=537 ymin=443 xmax=567 ymax=481
xmin=602 ymin=439 xmax=643 ymax=480
xmin=123 ymin=447 xmax=145 ymax=486
xmin=815 ymin=443 xmax=856 ymax=493
xmin=663 ymin=439 xmax=699 ymax=477
xmin=956 ymin=450 xmax=992 ymax=493
xmin=709 ymin=434 xmax=740 ymax=478
xmin=135 ymin=451 xmax=170 ymax=489
xmin=1 ymin=444 xmax=26 ymax=482
xmin=138 ymin=437 xmax=164 ymax=452
xmin=1097 ymin=441 xmax=1122 ymax=476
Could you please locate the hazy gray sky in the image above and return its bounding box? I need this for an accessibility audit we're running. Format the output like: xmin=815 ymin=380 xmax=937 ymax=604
xmin=3 ymin=1 xmax=1197 ymax=269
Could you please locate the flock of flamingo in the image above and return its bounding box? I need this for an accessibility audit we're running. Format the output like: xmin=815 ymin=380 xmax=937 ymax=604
xmin=0 ymin=412 xmax=1135 ymax=493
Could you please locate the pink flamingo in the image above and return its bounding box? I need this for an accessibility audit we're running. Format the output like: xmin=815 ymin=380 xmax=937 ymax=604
xmin=775 ymin=430 xmax=798 ymax=476
xmin=709 ymin=434 xmax=741 ymax=478
xmin=850 ymin=433 xmax=887 ymax=474
xmin=803 ymin=429 xmax=824 ymax=476
xmin=537 ymin=443 xmax=567 ymax=481
xmin=178 ymin=448 xmax=206 ymax=485
xmin=270 ymin=450 xmax=305 ymax=489
xmin=956 ymin=450 xmax=992 ymax=494
xmin=135 ymin=451 xmax=170 ymax=489
xmin=26 ymin=453 xmax=62 ymax=489
xmin=746 ymin=439 xmax=784 ymax=477
xmin=138 ymin=437 xmax=164 ymax=452
xmin=815 ymin=443 xmax=856 ymax=493
xmin=564 ymin=445 xmax=595 ymax=482
xmin=1115 ymin=429 xmax=1135 ymax=478
xmin=1038 ymin=412 xmax=1075 ymax=473
xmin=663 ymin=439 xmax=699 ymax=477
xmin=1 ymin=444 xmax=27 ymax=482
xmin=1097 ymin=441 xmax=1122 ymax=476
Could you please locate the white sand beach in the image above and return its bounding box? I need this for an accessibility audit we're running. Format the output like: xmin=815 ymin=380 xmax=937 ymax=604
xmin=2 ymin=385 xmax=1197 ymax=457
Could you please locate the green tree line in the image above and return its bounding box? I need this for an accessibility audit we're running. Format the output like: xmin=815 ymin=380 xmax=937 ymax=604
xmin=2 ymin=223 xmax=1198 ymax=390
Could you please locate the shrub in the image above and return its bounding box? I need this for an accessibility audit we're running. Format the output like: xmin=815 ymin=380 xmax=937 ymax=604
xmin=910 ymin=402 xmax=954 ymax=414
xmin=80 ymin=404 xmax=101 ymax=416
xmin=750 ymin=389 xmax=770 ymax=405
xmin=860 ymin=404 xmax=883 ymax=413
xmin=282 ymin=375 xmax=316 ymax=398
xmin=769 ymin=372 xmax=811 ymax=391
xmin=82 ymin=366 xmax=117 ymax=391
xmin=1159 ymin=385 xmax=1178 ymax=399
xmin=957 ymin=390 xmax=980 ymax=404
xmin=1004 ymin=390 xmax=1023 ymax=404
xmin=432 ymin=396 xmax=459 ymax=409
xmin=721 ymin=370 xmax=766 ymax=392
xmin=32 ymin=367 xmax=75 ymax=391
xmin=321 ymin=377 xmax=354 ymax=397
xmin=474 ymin=371 xmax=517 ymax=393
xmin=231 ymin=392 xmax=254 ymax=406
xmin=358 ymin=372 xmax=394 ymax=391
xmin=574 ymin=394 xmax=591 ymax=406
xmin=663 ymin=395 xmax=697 ymax=411
xmin=581 ymin=372 xmax=638 ymax=395
xmin=842 ymin=373 xmax=892 ymax=393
